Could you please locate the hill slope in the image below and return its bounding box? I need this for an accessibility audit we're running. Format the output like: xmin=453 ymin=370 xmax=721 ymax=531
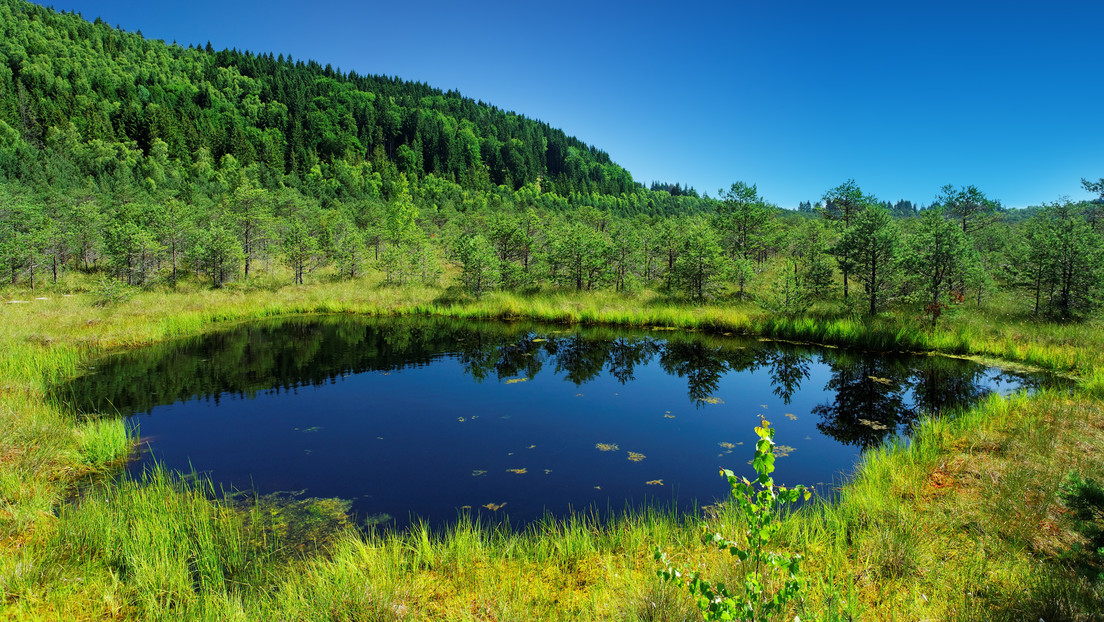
xmin=0 ymin=0 xmax=706 ymax=213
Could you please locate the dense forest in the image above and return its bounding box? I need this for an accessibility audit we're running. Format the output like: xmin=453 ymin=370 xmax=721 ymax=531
xmin=1 ymin=0 xmax=1103 ymax=325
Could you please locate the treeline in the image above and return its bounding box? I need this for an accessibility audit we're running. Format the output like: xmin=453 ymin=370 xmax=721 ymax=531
xmin=798 ymin=198 xmax=923 ymax=219
xmin=0 ymin=0 xmax=711 ymax=214
xmin=5 ymin=168 xmax=1104 ymax=325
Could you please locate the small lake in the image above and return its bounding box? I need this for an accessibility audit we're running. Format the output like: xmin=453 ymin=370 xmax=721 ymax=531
xmin=60 ymin=316 xmax=1051 ymax=529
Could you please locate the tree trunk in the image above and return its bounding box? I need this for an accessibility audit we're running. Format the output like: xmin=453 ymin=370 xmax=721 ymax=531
xmin=868 ymin=255 xmax=877 ymax=315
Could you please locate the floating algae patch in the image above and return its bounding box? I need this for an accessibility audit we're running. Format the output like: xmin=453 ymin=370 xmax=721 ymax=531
xmin=364 ymin=513 xmax=392 ymax=527
xmin=483 ymin=502 xmax=506 ymax=511
xmin=507 ymin=468 xmax=528 ymax=475
xmin=785 ymin=413 xmax=798 ymax=420
xmin=697 ymin=396 xmax=724 ymax=405
xmin=646 ymin=479 xmax=663 ymax=486
xmin=527 ymin=445 xmax=536 ymax=449
xmin=471 ymin=470 xmax=487 ymax=477
xmin=627 ymin=452 xmax=646 ymax=462
xmin=595 ymin=443 xmax=619 ymax=452
xmin=457 ymin=417 xmax=466 ymax=422
xmin=231 ymin=491 xmax=352 ymax=553
xmin=718 ymin=442 xmax=737 ymax=450
xmin=300 ymin=426 xmax=323 ymax=433
xmin=868 ymin=376 xmax=894 ymax=385
xmin=775 ymin=445 xmax=795 ymax=458
xmin=504 ymin=377 xmax=528 ymax=385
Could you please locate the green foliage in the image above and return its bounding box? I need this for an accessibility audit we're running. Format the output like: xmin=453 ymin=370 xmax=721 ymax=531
xmin=1058 ymin=472 xmax=1104 ymax=579
xmin=187 ymin=225 xmax=244 ymax=288
xmin=759 ymin=264 xmax=811 ymax=316
xmin=453 ymin=233 xmax=499 ymax=295
xmin=819 ymin=180 xmax=870 ymax=228
xmin=546 ymin=219 xmax=611 ymax=291
xmin=900 ymin=208 xmax=975 ymax=326
xmin=657 ymin=418 xmax=810 ymax=620
xmin=92 ymin=275 xmax=136 ymax=306
xmin=820 ymin=180 xmax=878 ymax=300
xmin=0 ymin=0 xmax=715 ymax=205
xmin=322 ymin=208 xmax=365 ymax=279
xmin=715 ymin=182 xmax=777 ymax=295
xmin=0 ymin=0 xmax=720 ymax=296
xmin=672 ymin=216 xmax=730 ymax=300
xmin=1011 ymin=199 xmax=1104 ymax=319
xmin=833 ymin=205 xmax=900 ymax=315
xmin=281 ymin=218 xmax=321 ymax=285
xmin=934 ymin=184 xmax=1000 ymax=236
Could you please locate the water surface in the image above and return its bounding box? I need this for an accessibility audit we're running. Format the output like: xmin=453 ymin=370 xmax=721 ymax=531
xmin=61 ymin=317 xmax=1049 ymax=528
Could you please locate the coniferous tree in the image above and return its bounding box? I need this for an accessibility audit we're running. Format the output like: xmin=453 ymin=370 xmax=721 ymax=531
xmin=453 ymin=233 xmax=499 ymax=295
xmin=901 ymin=209 xmax=975 ymax=326
xmin=1017 ymin=200 xmax=1104 ymax=319
xmin=833 ymin=206 xmax=900 ymax=315
xmin=189 ymin=225 xmax=243 ymax=288
xmin=821 ymin=180 xmax=874 ymax=298
xmin=715 ymin=181 xmax=775 ymax=297
xmin=672 ymin=216 xmax=728 ymax=300
xmin=1082 ymin=177 xmax=1104 ymax=234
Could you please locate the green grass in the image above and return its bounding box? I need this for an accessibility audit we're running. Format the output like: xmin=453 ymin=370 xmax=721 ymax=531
xmin=1 ymin=274 xmax=1102 ymax=620
xmin=73 ymin=417 xmax=132 ymax=468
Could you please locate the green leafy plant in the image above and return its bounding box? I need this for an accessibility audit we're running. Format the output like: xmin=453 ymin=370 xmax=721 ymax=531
xmin=656 ymin=417 xmax=810 ymax=621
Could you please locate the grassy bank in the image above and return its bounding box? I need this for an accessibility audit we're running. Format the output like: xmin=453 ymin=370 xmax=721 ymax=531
xmin=1 ymin=277 xmax=1102 ymax=620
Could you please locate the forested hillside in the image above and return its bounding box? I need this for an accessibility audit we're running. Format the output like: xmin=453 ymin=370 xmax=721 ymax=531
xmin=2 ymin=0 xmax=1103 ymax=326
xmin=0 ymin=0 xmax=717 ymax=290
xmin=0 ymin=0 xmax=670 ymax=199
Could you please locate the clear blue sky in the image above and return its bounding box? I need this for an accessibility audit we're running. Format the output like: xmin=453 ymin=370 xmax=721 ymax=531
xmin=38 ymin=0 xmax=1103 ymax=208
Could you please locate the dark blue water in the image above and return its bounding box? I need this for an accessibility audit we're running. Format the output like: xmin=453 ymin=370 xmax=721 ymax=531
xmin=61 ymin=317 xmax=1049 ymax=529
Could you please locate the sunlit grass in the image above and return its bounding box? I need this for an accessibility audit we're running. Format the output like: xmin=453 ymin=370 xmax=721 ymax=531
xmin=73 ymin=417 xmax=132 ymax=468
xmin=1 ymin=273 xmax=1103 ymax=619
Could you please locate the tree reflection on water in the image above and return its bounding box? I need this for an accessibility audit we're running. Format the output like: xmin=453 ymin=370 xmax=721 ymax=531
xmin=59 ymin=316 xmax=1051 ymax=449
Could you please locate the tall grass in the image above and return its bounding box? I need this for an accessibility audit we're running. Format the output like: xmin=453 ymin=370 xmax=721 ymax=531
xmin=73 ymin=417 xmax=132 ymax=467
xmin=2 ymin=276 xmax=1103 ymax=619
